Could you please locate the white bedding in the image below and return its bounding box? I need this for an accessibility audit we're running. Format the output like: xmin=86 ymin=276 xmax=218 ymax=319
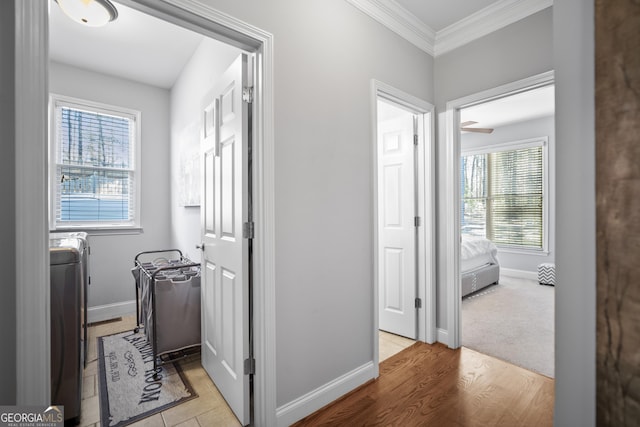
xmin=461 ymin=235 xmax=499 ymax=273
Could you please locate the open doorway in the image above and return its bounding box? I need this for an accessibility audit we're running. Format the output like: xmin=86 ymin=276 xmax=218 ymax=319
xmin=376 ymin=98 xmax=419 ymax=361
xmin=459 ymin=85 xmax=556 ymax=377
xmin=49 ymin=1 xmax=253 ymax=423
xmin=16 ymin=0 xmax=275 ymax=424
xmin=448 ymin=76 xmax=556 ymax=378
xmin=372 ymin=82 xmax=436 ymax=366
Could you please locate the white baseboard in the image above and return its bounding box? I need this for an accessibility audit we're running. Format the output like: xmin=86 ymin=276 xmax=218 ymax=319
xmin=276 ymin=361 xmax=376 ymax=427
xmin=87 ymin=300 xmax=136 ymax=324
xmin=437 ymin=328 xmax=448 ymax=344
xmin=500 ymin=268 xmax=538 ymax=281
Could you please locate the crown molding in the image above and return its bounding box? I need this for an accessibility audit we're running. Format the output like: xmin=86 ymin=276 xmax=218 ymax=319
xmin=435 ymin=0 xmax=554 ymax=56
xmin=346 ymin=0 xmax=435 ymax=56
xmin=346 ymin=0 xmax=553 ymax=58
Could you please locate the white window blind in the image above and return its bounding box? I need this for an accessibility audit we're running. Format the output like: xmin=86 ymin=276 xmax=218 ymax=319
xmin=461 ymin=144 xmax=544 ymax=249
xmin=51 ymin=97 xmax=139 ymax=228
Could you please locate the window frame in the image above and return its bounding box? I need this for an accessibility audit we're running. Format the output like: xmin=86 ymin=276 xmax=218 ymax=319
xmin=461 ymin=137 xmax=549 ymax=254
xmin=49 ymin=94 xmax=142 ymax=231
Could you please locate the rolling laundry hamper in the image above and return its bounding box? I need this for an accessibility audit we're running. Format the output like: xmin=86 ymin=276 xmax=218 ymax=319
xmin=132 ymin=249 xmax=201 ymax=373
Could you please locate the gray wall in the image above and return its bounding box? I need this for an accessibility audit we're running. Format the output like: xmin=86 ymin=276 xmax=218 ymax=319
xmin=193 ymin=0 xmax=434 ymax=408
xmin=461 ymin=115 xmax=555 ymax=273
xmin=433 ymin=8 xmax=554 ymax=329
xmin=0 ymin=0 xmax=16 ymax=404
xmin=49 ymin=62 xmax=172 ymax=315
xmin=553 ymin=0 xmax=596 ymax=425
xmin=169 ymin=38 xmax=240 ymax=259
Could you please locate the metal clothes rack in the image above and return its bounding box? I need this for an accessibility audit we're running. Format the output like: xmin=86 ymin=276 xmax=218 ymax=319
xmin=132 ymin=249 xmax=201 ymax=373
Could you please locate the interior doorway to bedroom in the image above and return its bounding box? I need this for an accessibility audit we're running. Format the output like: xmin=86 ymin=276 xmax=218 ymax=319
xmin=373 ymin=82 xmax=436 ymax=366
xmin=458 ymin=83 xmax=556 ymax=378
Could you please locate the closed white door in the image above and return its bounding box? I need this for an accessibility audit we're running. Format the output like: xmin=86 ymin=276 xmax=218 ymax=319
xmin=200 ymin=53 xmax=250 ymax=425
xmin=377 ymin=100 xmax=417 ymax=339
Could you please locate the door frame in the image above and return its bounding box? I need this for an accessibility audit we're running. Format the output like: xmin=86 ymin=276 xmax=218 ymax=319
xmin=371 ymin=80 xmax=436 ymax=373
xmin=15 ymin=1 xmax=277 ymax=425
xmin=443 ymin=70 xmax=554 ymax=349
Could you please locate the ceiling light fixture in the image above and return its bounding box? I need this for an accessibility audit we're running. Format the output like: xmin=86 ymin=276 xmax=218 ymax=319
xmin=55 ymin=0 xmax=119 ymax=27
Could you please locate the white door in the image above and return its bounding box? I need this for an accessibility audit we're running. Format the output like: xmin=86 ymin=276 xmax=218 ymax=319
xmin=377 ymin=100 xmax=417 ymax=339
xmin=200 ymin=53 xmax=250 ymax=425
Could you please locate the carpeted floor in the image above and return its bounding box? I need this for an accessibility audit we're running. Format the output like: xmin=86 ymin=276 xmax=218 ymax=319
xmin=461 ymin=275 xmax=555 ymax=378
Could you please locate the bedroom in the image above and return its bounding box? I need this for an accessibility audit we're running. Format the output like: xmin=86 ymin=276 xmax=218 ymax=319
xmin=458 ymin=84 xmax=556 ymax=378
xmin=376 ymin=82 xmax=556 ymax=378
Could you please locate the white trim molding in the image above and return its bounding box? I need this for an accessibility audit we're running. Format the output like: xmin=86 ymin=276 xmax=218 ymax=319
xmin=346 ymin=0 xmax=435 ymax=55
xmin=345 ymin=0 xmax=553 ymax=57
xmin=371 ymin=80 xmax=437 ymax=354
xmin=501 ymin=268 xmax=539 ymax=281
xmin=87 ymin=301 xmax=137 ymax=324
xmin=435 ymin=0 xmax=553 ymax=56
xmin=15 ymin=0 xmax=50 ymax=406
xmin=437 ymin=328 xmax=449 ymax=344
xmin=276 ymin=362 xmax=376 ymax=427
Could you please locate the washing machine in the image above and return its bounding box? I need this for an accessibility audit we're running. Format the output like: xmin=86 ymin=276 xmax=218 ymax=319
xmin=49 ymin=233 xmax=88 ymax=424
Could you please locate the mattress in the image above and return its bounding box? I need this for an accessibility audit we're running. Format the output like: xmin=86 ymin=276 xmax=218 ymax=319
xmin=461 ymin=235 xmax=499 ymax=273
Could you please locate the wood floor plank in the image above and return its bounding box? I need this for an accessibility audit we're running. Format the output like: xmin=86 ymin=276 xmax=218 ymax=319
xmin=292 ymin=342 xmax=554 ymax=426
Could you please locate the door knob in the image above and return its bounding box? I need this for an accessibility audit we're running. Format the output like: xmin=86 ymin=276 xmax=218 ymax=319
xmin=196 ymin=243 xmax=205 ymax=251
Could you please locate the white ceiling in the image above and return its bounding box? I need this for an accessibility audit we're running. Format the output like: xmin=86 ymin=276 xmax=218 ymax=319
xmin=49 ymin=0 xmax=205 ymax=89
xmin=378 ymin=85 xmax=554 ymax=128
xmin=49 ymin=0 xmax=554 ymax=126
xmin=394 ymin=0 xmax=498 ymax=32
xmin=460 ymin=84 xmax=555 ymax=130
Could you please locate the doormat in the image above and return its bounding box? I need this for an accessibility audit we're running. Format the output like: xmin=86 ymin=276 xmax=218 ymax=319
xmin=97 ymin=330 xmax=197 ymax=427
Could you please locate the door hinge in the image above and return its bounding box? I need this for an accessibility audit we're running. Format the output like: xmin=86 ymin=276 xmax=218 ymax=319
xmin=415 ymin=298 xmax=422 ymax=309
xmin=243 ymin=222 xmax=255 ymax=239
xmin=242 ymin=86 xmax=254 ymax=103
xmin=413 ymin=134 xmax=418 ymax=146
xmin=414 ymin=216 xmax=421 ymax=227
xmin=244 ymin=358 xmax=255 ymax=375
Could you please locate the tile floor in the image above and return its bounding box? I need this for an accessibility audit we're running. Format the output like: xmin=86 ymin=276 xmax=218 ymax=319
xmin=80 ymin=317 xmax=414 ymax=427
xmin=378 ymin=330 xmax=415 ymax=362
xmin=79 ymin=316 xmax=240 ymax=427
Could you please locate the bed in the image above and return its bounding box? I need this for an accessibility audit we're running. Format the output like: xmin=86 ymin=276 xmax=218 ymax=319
xmin=461 ymin=235 xmax=500 ymax=297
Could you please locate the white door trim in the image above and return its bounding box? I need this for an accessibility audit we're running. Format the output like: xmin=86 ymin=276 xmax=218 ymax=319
xmin=15 ymin=1 xmax=276 ymax=425
xmin=15 ymin=0 xmax=50 ymax=405
xmin=443 ymin=70 xmax=554 ymax=349
xmin=371 ymin=80 xmax=436 ymax=373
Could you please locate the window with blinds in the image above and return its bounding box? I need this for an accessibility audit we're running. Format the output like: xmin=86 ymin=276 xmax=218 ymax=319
xmin=51 ymin=96 xmax=140 ymax=228
xmin=461 ymin=142 xmax=545 ymax=250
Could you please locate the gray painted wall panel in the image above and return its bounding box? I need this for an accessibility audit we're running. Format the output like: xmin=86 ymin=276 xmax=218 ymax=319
xmin=193 ymin=0 xmax=434 ymax=408
xmin=49 ymin=62 xmax=172 ymax=309
xmin=169 ymin=38 xmax=241 ymax=262
xmin=553 ymin=0 xmax=596 ymax=425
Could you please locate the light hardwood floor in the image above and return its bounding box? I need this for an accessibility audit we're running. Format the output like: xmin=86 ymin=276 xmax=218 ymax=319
xmin=83 ymin=320 xmax=551 ymax=426
xmin=79 ymin=316 xmax=240 ymax=427
xmin=293 ymin=341 xmax=554 ymax=426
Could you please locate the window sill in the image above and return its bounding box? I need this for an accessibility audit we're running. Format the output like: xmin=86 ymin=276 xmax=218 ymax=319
xmin=51 ymin=226 xmax=143 ymax=236
xmin=497 ymin=247 xmax=550 ymax=256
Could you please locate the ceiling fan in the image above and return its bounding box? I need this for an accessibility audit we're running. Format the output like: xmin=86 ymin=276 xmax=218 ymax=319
xmin=460 ymin=121 xmax=494 ymax=134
